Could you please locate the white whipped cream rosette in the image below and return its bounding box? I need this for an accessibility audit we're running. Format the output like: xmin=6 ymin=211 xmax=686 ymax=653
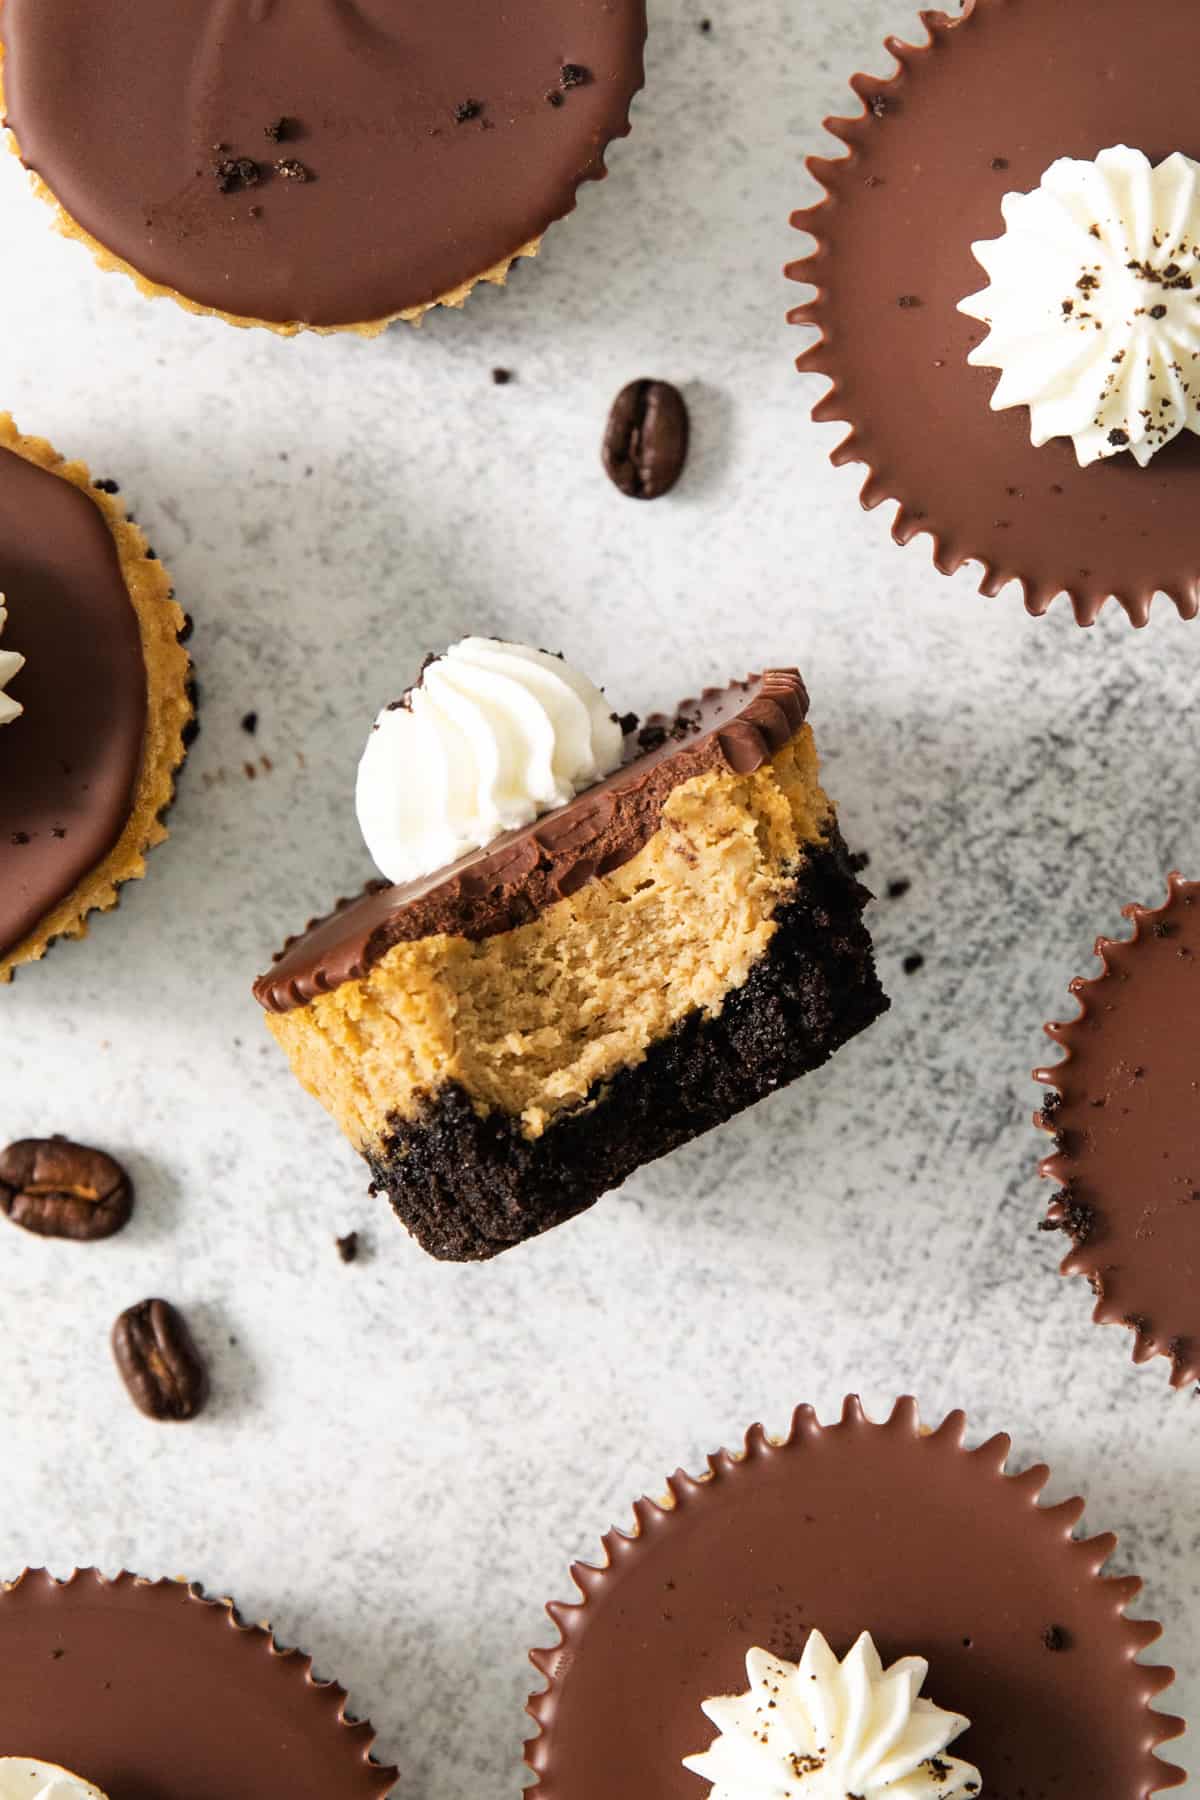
xmin=0 ymin=598 xmax=25 ymax=726
xmin=0 ymin=1761 xmax=106 ymax=1800
xmin=684 ymin=1629 xmax=981 ymax=1800
xmin=356 ymin=637 xmax=625 ymax=885
xmin=960 ymin=145 xmax=1200 ymax=467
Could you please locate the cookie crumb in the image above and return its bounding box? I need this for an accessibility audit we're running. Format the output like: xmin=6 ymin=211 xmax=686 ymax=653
xmin=454 ymin=99 xmax=483 ymax=123
xmin=275 ymin=157 xmax=311 ymax=182
xmin=264 ymin=116 xmax=293 ymax=142
xmin=902 ymin=952 xmax=924 ymax=974
xmin=560 ymin=63 xmax=590 ymax=88
xmin=336 ymin=1231 xmax=360 ymax=1264
xmin=214 ymin=156 xmax=261 ymax=194
xmin=1041 ymin=1625 xmax=1070 ymax=1652
xmin=492 ymin=367 xmax=514 ymax=385
xmin=886 ymin=877 xmax=911 ymax=899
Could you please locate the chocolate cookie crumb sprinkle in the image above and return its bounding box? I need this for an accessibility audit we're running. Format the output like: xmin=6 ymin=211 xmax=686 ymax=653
xmin=1041 ymin=1624 xmax=1071 ymax=1651
xmin=264 ymin=116 xmax=293 ymax=142
xmin=214 ymin=155 xmax=261 ymax=194
xmin=275 ymin=158 xmax=311 ymax=182
xmin=560 ymin=63 xmax=590 ymax=88
xmin=492 ymin=367 xmax=514 ymax=385
xmin=886 ymin=878 xmax=911 ymax=899
xmin=902 ymin=952 xmax=925 ymax=974
xmin=336 ymin=1231 xmax=360 ymax=1264
xmin=454 ymin=99 xmax=483 ymax=124
xmin=241 ymin=711 xmax=258 ymax=735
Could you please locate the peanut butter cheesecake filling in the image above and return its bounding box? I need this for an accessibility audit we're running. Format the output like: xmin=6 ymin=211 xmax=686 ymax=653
xmin=267 ymin=730 xmax=830 ymax=1148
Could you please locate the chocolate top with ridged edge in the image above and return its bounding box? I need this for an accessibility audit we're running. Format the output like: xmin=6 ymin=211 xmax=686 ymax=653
xmin=0 ymin=446 xmax=146 ymax=958
xmin=0 ymin=1569 xmax=396 ymax=1800
xmin=788 ymin=0 xmax=1200 ymax=628
xmin=1036 ymin=873 xmax=1200 ymax=1388
xmin=254 ymin=670 xmax=809 ymax=1014
xmin=0 ymin=0 xmax=647 ymax=329
xmin=527 ymin=1396 xmax=1184 ymax=1800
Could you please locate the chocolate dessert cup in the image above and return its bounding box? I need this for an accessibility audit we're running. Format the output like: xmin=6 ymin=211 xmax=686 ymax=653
xmin=0 ymin=416 xmax=192 ymax=981
xmin=1036 ymin=873 xmax=1200 ymax=1388
xmin=254 ymin=670 xmax=888 ymax=1261
xmin=0 ymin=2 xmax=647 ymax=335
xmin=0 ymin=1569 xmax=395 ymax=1798
xmin=787 ymin=0 xmax=1200 ymax=626
xmin=527 ymin=1395 xmax=1185 ymax=1800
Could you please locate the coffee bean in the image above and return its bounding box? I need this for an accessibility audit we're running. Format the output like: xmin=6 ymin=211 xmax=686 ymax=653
xmin=0 ymin=1137 xmax=133 ymax=1241
xmin=602 ymin=379 xmax=690 ymax=500
xmin=112 ymin=1299 xmax=209 ymax=1422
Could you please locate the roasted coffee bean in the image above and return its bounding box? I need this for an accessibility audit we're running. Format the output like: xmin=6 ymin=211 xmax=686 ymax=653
xmin=112 ymin=1298 xmax=209 ymax=1422
xmin=602 ymin=378 xmax=690 ymax=499
xmin=0 ymin=1136 xmax=133 ymax=1241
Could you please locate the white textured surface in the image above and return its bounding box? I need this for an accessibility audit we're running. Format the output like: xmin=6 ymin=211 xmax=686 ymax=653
xmin=0 ymin=1 xmax=1196 ymax=1794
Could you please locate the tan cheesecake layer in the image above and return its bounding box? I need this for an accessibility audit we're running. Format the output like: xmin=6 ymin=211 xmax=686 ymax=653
xmin=267 ymin=730 xmax=832 ymax=1147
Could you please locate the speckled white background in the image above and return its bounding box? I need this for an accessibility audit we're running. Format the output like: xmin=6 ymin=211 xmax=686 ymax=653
xmin=1 ymin=0 xmax=1197 ymax=1792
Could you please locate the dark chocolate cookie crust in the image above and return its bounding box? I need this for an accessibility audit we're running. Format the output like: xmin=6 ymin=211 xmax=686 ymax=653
xmin=366 ymin=833 xmax=887 ymax=1260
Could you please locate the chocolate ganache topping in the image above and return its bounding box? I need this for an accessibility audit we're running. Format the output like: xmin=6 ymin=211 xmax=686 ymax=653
xmin=0 ymin=0 xmax=648 ymax=328
xmin=1036 ymin=874 xmax=1200 ymax=1387
xmin=254 ymin=671 xmax=809 ymax=1013
xmin=0 ymin=1570 xmax=396 ymax=1800
xmin=526 ymin=1397 xmax=1184 ymax=1800
xmin=0 ymin=446 xmax=146 ymax=961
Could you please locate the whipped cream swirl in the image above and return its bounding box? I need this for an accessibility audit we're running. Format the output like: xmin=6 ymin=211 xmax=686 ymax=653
xmin=683 ymin=1630 xmax=981 ymax=1800
xmin=0 ymin=1761 xmax=106 ymax=1800
xmin=959 ymin=145 xmax=1200 ymax=466
xmin=356 ymin=637 xmax=625 ymax=885
xmin=0 ymin=599 xmax=25 ymax=726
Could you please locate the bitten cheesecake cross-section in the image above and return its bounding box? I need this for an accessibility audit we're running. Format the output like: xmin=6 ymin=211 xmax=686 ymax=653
xmin=253 ymin=642 xmax=888 ymax=1260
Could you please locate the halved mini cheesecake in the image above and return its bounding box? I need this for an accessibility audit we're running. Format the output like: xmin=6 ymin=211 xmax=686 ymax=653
xmin=253 ymin=646 xmax=887 ymax=1261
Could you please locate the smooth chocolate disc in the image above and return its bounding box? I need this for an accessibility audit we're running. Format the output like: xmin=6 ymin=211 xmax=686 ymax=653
xmin=0 ymin=448 xmax=146 ymax=960
xmin=1 ymin=1 xmax=647 ymax=328
xmin=0 ymin=1570 xmax=396 ymax=1800
xmin=789 ymin=0 xmax=1200 ymax=626
xmin=1037 ymin=874 xmax=1200 ymax=1386
xmin=527 ymin=1398 xmax=1183 ymax=1800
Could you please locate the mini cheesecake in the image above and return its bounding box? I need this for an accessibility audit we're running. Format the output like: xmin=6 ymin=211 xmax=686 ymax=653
xmin=254 ymin=652 xmax=887 ymax=1261
xmin=527 ymin=1397 xmax=1184 ymax=1800
xmin=0 ymin=416 xmax=192 ymax=981
xmin=0 ymin=1 xmax=647 ymax=334
xmin=0 ymin=1569 xmax=395 ymax=1799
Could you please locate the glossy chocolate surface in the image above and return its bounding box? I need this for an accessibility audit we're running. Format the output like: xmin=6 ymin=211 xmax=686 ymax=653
xmin=527 ymin=1398 xmax=1183 ymax=1800
xmin=0 ymin=1569 xmax=396 ymax=1800
xmin=0 ymin=447 xmax=145 ymax=959
xmin=1 ymin=0 xmax=647 ymax=327
xmin=254 ymin=670 xmax=808 ymax=1013
xmin=1037 ymin=874 xmax=1200 ymax=1386
xmin=789 ymin=0 xmax=1200 ymax=626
